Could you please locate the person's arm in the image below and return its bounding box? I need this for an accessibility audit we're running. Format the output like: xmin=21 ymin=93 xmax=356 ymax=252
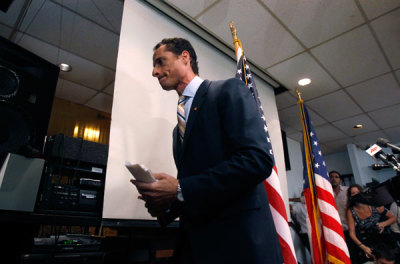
xmin=376 ymin=206 xmax=396 ymax=232
xmin=347 ymin=208 xmax=374 ymax=258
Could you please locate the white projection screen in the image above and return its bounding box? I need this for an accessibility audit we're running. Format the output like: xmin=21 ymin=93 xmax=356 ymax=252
xmin=102 ymin=0 xmax=289 ymax=223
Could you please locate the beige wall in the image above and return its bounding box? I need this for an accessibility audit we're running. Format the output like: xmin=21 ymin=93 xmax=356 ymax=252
xmin=104 ymin=0 xmax=288 ymax=220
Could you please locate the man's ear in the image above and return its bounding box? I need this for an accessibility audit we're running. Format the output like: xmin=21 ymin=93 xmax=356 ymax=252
xmin=181 ymin=50 xmax=190 ymax=65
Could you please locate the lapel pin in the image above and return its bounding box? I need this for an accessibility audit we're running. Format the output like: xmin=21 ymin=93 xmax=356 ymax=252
xmin=194 ymin=107 xmax=198 ymax=111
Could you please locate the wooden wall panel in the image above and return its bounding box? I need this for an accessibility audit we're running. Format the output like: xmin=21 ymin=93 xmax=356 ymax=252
xmin=47 ymin=98 xmax=111 ymax=145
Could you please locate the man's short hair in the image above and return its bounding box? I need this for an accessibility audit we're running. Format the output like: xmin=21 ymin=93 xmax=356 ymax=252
xmin=329 ymin=170 xmax=342 ymax=180
xmin=154 ymin=38 xmax=199 ymax=75
xmin=374 ymin=243 xmax=397 ymax=262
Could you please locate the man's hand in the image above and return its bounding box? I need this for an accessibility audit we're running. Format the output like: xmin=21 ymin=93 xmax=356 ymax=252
xmin=130 ymin=172 xmax=179 ymax=205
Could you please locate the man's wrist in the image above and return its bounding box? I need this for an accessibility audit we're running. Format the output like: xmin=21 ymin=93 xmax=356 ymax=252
xmin=177 ymin=182 xmax=184 ymax=202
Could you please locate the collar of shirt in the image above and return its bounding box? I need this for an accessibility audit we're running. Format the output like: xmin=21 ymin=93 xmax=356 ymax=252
xmin=181 ymin=76 xmax=203 ymax=121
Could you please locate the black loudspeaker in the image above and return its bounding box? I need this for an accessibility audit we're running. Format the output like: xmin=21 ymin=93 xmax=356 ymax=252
xmin=44 ymin=134 xmax=109 ymax=166
xmin=0 ymin=36 xmax=59 ymax=155
xmin=0 ymin=0 xmax=14 ymax=12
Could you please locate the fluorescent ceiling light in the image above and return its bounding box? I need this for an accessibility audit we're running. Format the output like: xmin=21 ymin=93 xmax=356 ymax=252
xmin=298 ymin=78 xmax=311 ymax=86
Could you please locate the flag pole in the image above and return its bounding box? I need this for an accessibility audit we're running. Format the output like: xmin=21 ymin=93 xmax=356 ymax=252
xmin=297 ymin=89 xmax=350 ymax=263
xmin=297 ymin=89 xmax=325 ymax=263
xmin=229 ymin=21 xmax=248 ymax=85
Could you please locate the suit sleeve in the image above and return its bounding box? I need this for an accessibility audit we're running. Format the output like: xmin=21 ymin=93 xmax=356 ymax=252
xmin=179 ymin=78 xmax=274 ymax=219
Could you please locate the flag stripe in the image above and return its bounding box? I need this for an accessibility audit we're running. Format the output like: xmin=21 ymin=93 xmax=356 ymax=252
xmin=326 ymin=240 xmax=351 ymax=263
xmin=317 ymin=198 xmax=342 ymax=226
xmin=269 ymin=197 xmax=294 ymax=249
xmin=322 ymin=221 xmax=348 ymax=253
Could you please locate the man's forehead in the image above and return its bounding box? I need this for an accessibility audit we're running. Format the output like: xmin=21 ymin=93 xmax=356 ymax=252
xmin=152 ymin=45 xmax=170 ymax=60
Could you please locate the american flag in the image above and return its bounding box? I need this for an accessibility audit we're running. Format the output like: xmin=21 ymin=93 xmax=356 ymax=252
xmin=299 ymin=102 xmax=350 ymax=264
xmin=235 ymin=44 xmax=297 ymax=264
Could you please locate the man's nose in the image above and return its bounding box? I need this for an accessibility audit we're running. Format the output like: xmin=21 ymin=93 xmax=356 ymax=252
xmin=152 ymin=67 xmax=159 ymax=77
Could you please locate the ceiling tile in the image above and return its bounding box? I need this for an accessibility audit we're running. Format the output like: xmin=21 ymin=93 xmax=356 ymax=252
xmin=368 ymin=104 xmax=400 ymax=128
xmin=85 ymin=92 xmax=113 ymax=113
xmin=11 ymin=32 xmax=59 ymax=64
xmin=0 ymin=0 xmax=29 ymax=28
xmin=267 ymin=52 xmax=340 ymax=99
xmin=383 ymin=126 xmax=400 ymax=144
xmin=19 ymin=1 xmax=119 ymax=69
xmin=103 ymin=81 xmax=114 ymax=96
xmin=353 ymin=130 xmax=389 ymax=148
xmin=332 ymin=114 xmax=379 ymax=136
xmin=55 ymin=78 xmax=97 ymax=104
xmin=359 ymin=0 xmax=400 ymax=20
xmin=278 ymin=105 xmax=304 ymax=131
xmin=261 ymin=0 xmax=364 ymax=47
xmin=278 ymin=104 xmax=326 ymax=131
xmin=90 ymin=0 xmax=123 ymax=33
xmin=345 ymin=73 xmax=400 ymax=112
xmin=371 ymin=9 xmax=400 ymax=69
xmin=167 ymin=0 xmax=218 ymax=18
xmin=19 ymin=1 xmax=65 ymax=48
xmin=311 ymin=25 xmax=390 ymax=87
xmin=0 ymin=23 xmax=13 ymax=39
xmin=69 ymin=15 xmax=119 ymax=69
xmin=57 ymin=50 xmax=115 ymax=91
xmin=313 ymin=123 xmax=347 ymax=142
xmin=306 ymin=90 xmax=363 ymax=122
xmin=323 ymin=137 xmax=353 ymax=154
xmin=53 ymin=0 xmax=123 ymax=33
xmin=196 ymin=0 xmax=304 ymax=68
xmin=286 ymin=131 xmax=303 ymax=143
xmin=275 ymin=91 xmax=297 ymax=110
xmin=280 ymin=122 xmax=298 ymax=135
xmin=11 ymin=32 xmax=115 ymax=91
xmin=307 ymin=108 xmax=327 ymax=127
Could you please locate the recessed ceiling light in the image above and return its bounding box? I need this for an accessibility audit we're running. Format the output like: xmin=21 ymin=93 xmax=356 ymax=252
xmin=353 ymin=124 xmax=363 ymax=129
xmin=58 ymin=63 xmax=72 ymax=72
xmin=298 ymin=78 xmax=311 ymax=86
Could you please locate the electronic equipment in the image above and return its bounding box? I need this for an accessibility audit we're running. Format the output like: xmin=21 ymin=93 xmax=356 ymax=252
xmin=44 ymin=134 xmax=108 ymax=166
xmin=37 ymin=135 xmax=107 ymax=215
xmin=0 ymin=36 xmax=59 ymax=156
xmin=365 ymin=144 xmax=399 ymax=172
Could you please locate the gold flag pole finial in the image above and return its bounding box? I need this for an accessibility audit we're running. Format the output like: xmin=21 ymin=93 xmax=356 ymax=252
xmin=229 ymin=21 xmax=237 ymax=41
xmin=296 ymin=87 xmax=303 ymax=103
xmin=229 ymin=21 xmax=241 ymax=52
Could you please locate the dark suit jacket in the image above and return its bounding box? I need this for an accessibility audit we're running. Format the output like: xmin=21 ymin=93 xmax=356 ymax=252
xmin=162 ymin=78 xmax=283 ymax=264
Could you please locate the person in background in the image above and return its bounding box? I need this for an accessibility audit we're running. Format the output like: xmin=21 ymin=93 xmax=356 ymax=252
xmin=329 ymin=170 xmax=349 ymax=230
xmin=329 ymin=171 xmax=358 ymax=261
xmin=291 ymin=191 xmax=309 ymax=250
xmin=347 ymin=184 xmax=396 ymax=263
xmin=373 ymin=243 xmax=397 ymax=264
xmin=389 ymin=201 xmax=400 ymax=248
xmin=131 ymin=38 xmax=283 ymax=264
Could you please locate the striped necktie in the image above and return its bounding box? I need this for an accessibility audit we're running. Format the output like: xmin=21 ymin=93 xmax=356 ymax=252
xmin=177 ymin=95 xmax=187 ymax=143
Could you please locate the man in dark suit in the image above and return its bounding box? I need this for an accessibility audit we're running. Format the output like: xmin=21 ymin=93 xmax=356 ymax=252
xmin=131 ymin=38 xmax=283 ymax=264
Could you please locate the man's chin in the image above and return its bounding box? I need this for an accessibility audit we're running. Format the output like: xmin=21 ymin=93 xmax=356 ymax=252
xmin=160 ymin=84 xmax=175 ymax=91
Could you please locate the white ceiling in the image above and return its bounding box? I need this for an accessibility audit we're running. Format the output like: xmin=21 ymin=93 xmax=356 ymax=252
xmin=0 ymin=0 xmax=399 ymax=155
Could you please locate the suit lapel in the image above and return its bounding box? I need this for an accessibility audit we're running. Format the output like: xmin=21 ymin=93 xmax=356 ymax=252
xmin=177 ymin=80 xmax=210 ymax=168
